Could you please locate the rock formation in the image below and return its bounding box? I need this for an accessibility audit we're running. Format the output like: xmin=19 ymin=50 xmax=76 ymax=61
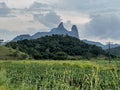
xmin=12 ymin=22 xmax=79 ymax=42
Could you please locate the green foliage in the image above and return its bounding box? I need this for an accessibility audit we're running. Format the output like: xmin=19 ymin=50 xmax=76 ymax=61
xmin=0 ymin=60 xmax=120 ymax=90
xmin=53 ymin=52 xmax=68 ymax=60
xmin=6 ymin=35 xmax=107 ymax=60
xmin=0 ymin=46 xmax=28 ymax=60
xmin=106 ymin=46 xmax=120 ymax=57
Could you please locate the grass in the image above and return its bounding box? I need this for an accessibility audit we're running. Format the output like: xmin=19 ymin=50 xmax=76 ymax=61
xmin=0 ymin=60 xmax=120 ymax=90
xmin=0 ymin=46 xmax=28 ymax=60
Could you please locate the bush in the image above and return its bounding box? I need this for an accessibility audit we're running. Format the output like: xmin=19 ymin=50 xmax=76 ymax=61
xmin=53 ymin=52 xmax=68 ymax=60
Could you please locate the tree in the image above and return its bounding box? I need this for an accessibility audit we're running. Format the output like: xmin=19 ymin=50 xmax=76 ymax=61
xmin=0 ymin=39 xmax=4 ymax=46
xmin=53 ymin=52 xmax=68 ymax=60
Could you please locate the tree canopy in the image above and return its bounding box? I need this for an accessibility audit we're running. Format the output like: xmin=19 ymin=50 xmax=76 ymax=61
xmin=6 ymin=35 xmax=107 ymax=60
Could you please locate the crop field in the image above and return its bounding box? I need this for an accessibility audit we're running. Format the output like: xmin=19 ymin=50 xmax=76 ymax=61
xmin=0 ymin=60 xmax=120 ymax=90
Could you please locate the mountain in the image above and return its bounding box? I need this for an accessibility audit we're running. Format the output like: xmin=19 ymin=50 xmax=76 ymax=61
xmin=82 ymin=40 xmax=104 ymax=48
xmin=82 ymin=40 xmax=120 ymax=49
xmin=12 ymin=34 xmax=31 ymax=42
xmin=7 ymin=35 xmax=107 ymax=60
xmin=12 ymin=22 xmax=79 ymax=42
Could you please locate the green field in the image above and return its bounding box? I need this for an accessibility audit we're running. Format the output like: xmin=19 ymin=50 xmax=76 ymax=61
xmin=0 ymin=60 xmax=120 ymax=90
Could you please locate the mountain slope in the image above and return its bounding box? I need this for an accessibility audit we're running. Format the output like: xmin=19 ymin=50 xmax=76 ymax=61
xmin=12 ymin=34 xmax=31 ymax=42
xmin=7 ymin=35 xmax=107 ymax=60
xmin=82 ymin=40 xmax=105 ymax=48
xmin=107 ymin=46 xmax=120 ymax=56
xmin=0 ymin=46 xmax=28 ymax=60
xmin=82 ymin=40 xmax=120 ymax=49
xmin=12 ymin=22 xmax=79 ymax=42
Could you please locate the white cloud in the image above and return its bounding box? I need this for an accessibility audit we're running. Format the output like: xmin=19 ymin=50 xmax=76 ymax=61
xmin=0 ymin=14 xmax=47 ymax=32
xmin=6 ymin=0 xmax=35 ymax=8
xmin=60 ymin=14 xmax=90 ymax=25
xmin=0 ymin=1 xmax=51 ymax=33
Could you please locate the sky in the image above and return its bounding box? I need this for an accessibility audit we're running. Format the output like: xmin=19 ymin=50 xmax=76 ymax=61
xmin=0 ymin=0 xmax=120 ymax=44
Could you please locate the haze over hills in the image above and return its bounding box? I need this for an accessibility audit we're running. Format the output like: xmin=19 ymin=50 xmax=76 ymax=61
xmin=82 ymin=40 xmax=120 ymax=50
xmin=107 ymin=46 xmax=120 ymax=57
xmin=12 ymin=22 xmax=79 ymax=42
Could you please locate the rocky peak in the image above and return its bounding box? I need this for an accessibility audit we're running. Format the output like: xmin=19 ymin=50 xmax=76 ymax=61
xmin=72 ymin=25 xmax=77 ymax=31
xmin=58 ymin=22 xmax=65 ymax=29
xmin=71 ymin=25 xmax=79 ymax=38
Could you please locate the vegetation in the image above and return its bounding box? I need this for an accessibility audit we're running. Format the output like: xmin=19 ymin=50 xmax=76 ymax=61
xmin=106 ymin=46 xmax=120 ymax=57
xmin=0 ymin=60 xmax=120 ymax=90
xmin=0 ymin=46 xmax=28 ymax=60
xmin=6 ymin=35 xmax=108 ymax=60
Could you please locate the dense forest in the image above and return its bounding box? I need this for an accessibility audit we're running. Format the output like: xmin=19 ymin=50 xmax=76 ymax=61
xmin=6 ymin=35 xmax=108 ymax=60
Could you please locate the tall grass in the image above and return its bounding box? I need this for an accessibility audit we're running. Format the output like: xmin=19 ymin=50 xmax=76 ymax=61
xmin=0 ymin=60 xmax=120 ymax=90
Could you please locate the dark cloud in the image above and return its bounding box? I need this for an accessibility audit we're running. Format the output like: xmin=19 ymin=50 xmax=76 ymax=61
xmin=55 ymin=0 xmax=120 ymax=14
xmin=29 ymin=2 xmax=49 ymax=9
xmin=83 ymin=14 xmax=120 ymax=40
xmin=28 ymin=2 xmax=61 ymax=29
xmin=34 ymin=11 xmax=61 ymax=28
xmin=29 ymin=2 xmax=61 ymax=28
xmin=54 ymin=0 xmax=120 ymax=42
xmin=28 ymin=2 xmax=51 ymax=14
xmin=0 ymin=2 xmax=10 ymax=17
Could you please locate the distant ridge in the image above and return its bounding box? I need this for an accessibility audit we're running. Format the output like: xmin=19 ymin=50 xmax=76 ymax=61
xmin=82 ymin=39 xmax=120 ymax=50
xmin=12 ymin=22 xmax=79 ymax=42
xmin=107 ymin=46 xmax=120 ymax=56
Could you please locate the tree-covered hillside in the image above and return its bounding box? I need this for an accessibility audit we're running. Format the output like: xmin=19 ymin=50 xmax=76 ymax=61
xmin=107 ymin=46 xmax=120 ymax=57
xmin=6 ymin=35 xmax=107 ymax=60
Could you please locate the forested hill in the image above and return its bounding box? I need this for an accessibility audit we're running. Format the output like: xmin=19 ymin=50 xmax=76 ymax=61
xmin=6 ymin=35 xmax=107 ymax=60
xmin=107 ymin=46 xmax=120 ymax=57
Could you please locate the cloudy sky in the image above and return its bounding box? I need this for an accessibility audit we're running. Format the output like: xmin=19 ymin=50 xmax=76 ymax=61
xmin=0 ymin=0 xmax=120 ymax=44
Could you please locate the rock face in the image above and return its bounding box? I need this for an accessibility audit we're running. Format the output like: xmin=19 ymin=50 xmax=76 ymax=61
xmin=50 ymin=22 xmax=68 ymax=34
xmin=12 ymin=22 xmax=79 ymax=42
xmin=12 ymin=34 xmax=31 ymax=42
xmin=71 ymin=25 xmax=79 ymax=38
